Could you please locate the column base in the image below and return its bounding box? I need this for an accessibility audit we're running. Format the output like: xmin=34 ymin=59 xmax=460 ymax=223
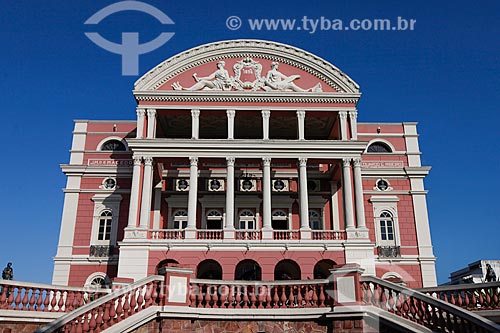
xmin=123 ymin=227 xmax=148 ymax=239
xmin=346 ymin=227 xmax=369 ymax=239
xmin=223 ymin=229 xmax=235 ymax=239
xmin=300 ymin=229 xmax=312 ymax=240
xmin=262 ymin=228 xmax=273 ymax=240
xmin=184 ymin=229 xmax=197 ymax=239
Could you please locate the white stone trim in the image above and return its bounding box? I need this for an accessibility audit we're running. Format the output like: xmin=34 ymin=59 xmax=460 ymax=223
xmin=369 ymin=195 xmax=400 ymax=248
xmin=364 ymin=138 xmax=396 ymax=153
xmin=90 ymin=194 xmax=123 ymax=246
xmin=69 ymin=122 xmax=87 ymax=165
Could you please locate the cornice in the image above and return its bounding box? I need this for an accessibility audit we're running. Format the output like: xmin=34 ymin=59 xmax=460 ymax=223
xmin=133 ymin=90 xmax=360 ymax=105
xmin=134 ymin=39 xmax=360 ymax=93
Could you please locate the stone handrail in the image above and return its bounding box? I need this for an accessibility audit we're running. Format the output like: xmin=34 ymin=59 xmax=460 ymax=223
xmin=360 ymin=276 xmax=500 ymax=332
xmin=189 ymin=278 xmax=332 ymax=309
xmin=34 ymin=275 xmax=164 ymax=333
xmin=0 ymin=279 xmax=109 ymax=312
xmin=417 ymin=281 xmax=500 ymax=311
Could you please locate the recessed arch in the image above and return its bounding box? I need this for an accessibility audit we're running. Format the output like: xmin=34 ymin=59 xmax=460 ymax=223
xmin=156 ymin=259 xmax=179 ymax=274
xmin=235 ymin=259 xmax=262 ymax=281
xmin=196 ymin=259 xmax=223 ymax=279
xmin=84 ymin=272 xmax=111 ymax=289
xmin=313 ymin=259 xmax=337 ymax=279
xmin=274 ymin=259 xmax=301 ymax=280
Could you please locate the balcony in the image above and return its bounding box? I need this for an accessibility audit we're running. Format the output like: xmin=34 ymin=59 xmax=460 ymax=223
xmin=147 ymin=229 xmax=346 ymax=241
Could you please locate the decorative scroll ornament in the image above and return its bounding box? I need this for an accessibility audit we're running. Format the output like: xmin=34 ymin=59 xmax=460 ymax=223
xmin=172 ymin=58 xmax=322 ymax=93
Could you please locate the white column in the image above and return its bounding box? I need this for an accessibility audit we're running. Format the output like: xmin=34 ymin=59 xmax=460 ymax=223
xmin=342 ymin=158 xmax=355 ymax=229
xmin=339 ymin=111 xmax=348 ymax=140
xmin=225 ymin=157 xmax=235 ymax=230
xmin=352 ymin=158 xmax=366 ymax=229
xmin=330 ymin=181 xmax=340 ymax=230
xmin=187 ymin=157 xmax=198 ymax=229
xmin=262 ymin=110 xmax=270 ymax=140
xmin=349 ymin=110 xmax=358 ymax=140
xmin=136 ymin=108 xmax=145 ymax=139
xmin=262 ymin=157 xmax=272 ymax=230
xmin=146 ymin=108 xmax=157 ymax=139
xmin=127 ymin=156 xmax=143 ymax=228
xmin=297 ymin=110 xmax=306 ymax=140
xmin=191 ymin=109 xmax=200 ymax=139
xmin=298 ymin=158 xmax=310 ymax=230
xmin=139 ymin=156 xmax=153 ymax=229
xmin=152 ymin=183 xmax=162 ymax=229
xmin=227 ymin=110 xmax=235 ymax=139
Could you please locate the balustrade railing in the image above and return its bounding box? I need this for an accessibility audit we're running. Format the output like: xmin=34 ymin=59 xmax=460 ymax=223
xmin=360 ymin=276 xmax=500 ymax=333
xmin=0 ymin=280 xmax=108 ymax=312
xmin=197 ymin=230 xmax=223 ymax=240
xmin=35 ymin=276 xmax=164 ymax=333
xmin=311 ymin=230 xmax=346 ymax=240
xmin=418 ymin=281 xmax=500 ymax=312
xmin=235 ymin=230 xmax=261 ymax=240
xmin=273 ymin=230 xmax=300 ymax=240
xmin=149 ymin=229 xmax=185 ymax=239
xmin=188 ymin=278 xmax=332 ymax=309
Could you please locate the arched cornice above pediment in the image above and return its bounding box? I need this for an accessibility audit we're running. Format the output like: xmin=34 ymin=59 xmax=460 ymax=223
xmin=134 ymin=39 xmax=360 ymax=95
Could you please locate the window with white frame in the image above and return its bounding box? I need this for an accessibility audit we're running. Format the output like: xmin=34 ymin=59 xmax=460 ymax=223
xmin=238 ymin=210 xmax=255 ymax=230
xmin=206 ymin=209 xmax=223 ymax=229
xmin=272 ymin=210 xmax=288 ymax=230
xmin=369 ymin=195 xmax=400 ymax=248
xmin=378 ymin=211 xmax=395 ymax=244
xmin=172 ymin=210 xmax=188 ymax=229
xmin=98 ymin=211 xmax=113 ymax=241
xmin=90 ymin=194 xmax=122 ymax=247
xmin=309 ymin=210 xmax=322 ymax=230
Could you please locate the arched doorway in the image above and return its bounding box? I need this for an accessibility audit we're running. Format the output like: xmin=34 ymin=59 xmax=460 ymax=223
xmin=274 ymin=259 xmax=301 ymax=280
xmin=156 ymin=259 xmax=180 ymax=274
xmin=313 ymin=259 xmax=336 ymax=279
xmin=235 ymin=259 xmax=262 ymax=281
xmin=196 ymin=259 xmax=223 ymax=279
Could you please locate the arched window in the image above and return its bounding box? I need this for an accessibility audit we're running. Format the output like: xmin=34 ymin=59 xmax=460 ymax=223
xmin=309 ymin=210 xmax=322 ymax=230
xmin=272 ymin=210 xmax=288 ymax=230
xmin=101 ymin=139 xmax=126 ymax=151
xmin=238 ymin=210 xmax=255 ymax=230
xmin=98 ymin=211 xmax=113 ymax=241
xmin=367 ymin=142 xmax=392 ymax=153
xmin=173 ymin=210 xmax=188 ymax=229
xmin=378 ymin=211 xmax=395 ymax=244
xmin=156 ymin=259 xmax=179 ymax=274
xmin=197 ymin=259 xmax=223 ymax=279
xmin=206 ymin=209 xmax=223 ymax=230
xmin=85 ymin=273 xmax=111 ymax=289
xmin=274 ymin=259 xmax=301 ymax=280
xmin=235 ymin=259 xmax=262 ymax=281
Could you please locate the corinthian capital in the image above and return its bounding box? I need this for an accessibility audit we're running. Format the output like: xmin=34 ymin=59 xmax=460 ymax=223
xmin=352 ymin=157 xmax=362 ymax=167
xmin=261 ymin=110 xmax=270 ymax=119
xmin=342 ymin=158 xmax=351 ymax=167
xmin=349 ymin=110 xmax=358 ymax=120
xmin=226 ymin=109 xmax=236 ymax=118
xmin=339 ymin=111 xmax=347 ymax=120
xmin=226 ymin=157 xmax=235 ymax=166
xmin=143 ymin=156 xmax=153 ymax=166
xmin=189 ymin=157 xmax=198 ymax=166
xmin=298 ymin=158 xmax=308 ymax=167
xmin=262 ymin=157 xmax=272 ymax=166
xmin=296 ymin=110 xmax=306 ymax=119
xmin=191 ymin=109 xmax=200 ymax=118
xmin=133 ymin=156 xmax=142 ymax=165
xmin=146 ymin=109 xmax=156 ymax=118
xmin=136 ymin=108 xmax=146 ymax=117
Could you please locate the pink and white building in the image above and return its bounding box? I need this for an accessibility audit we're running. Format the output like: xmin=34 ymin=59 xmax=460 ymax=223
xmin=52 ymin=39 xmax=437 ymax=290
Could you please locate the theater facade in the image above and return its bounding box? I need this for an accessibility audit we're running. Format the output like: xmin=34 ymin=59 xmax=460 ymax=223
xmin=52 ymin=39 xmax=437 ymax=289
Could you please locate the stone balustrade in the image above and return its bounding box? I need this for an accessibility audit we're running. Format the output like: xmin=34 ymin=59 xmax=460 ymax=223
xmin=0 ymin=280 xmax=108 ymax=312
xmin=188 ymin=278 xmax=332 ymax=309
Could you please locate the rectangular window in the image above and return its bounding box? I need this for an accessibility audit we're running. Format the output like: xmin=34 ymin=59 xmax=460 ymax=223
xmin=98 ymin=219 xmax=111 ymax=240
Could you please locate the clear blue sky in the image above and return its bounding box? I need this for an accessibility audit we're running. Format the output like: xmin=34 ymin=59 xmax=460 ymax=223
xmin=0 ymin=0 xmax=498 ymax=285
